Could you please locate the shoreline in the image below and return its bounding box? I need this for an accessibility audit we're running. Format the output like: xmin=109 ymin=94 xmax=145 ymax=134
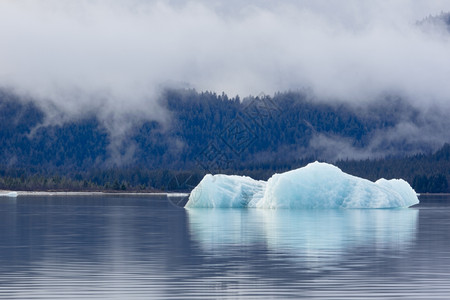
xmin=2 ymin=190 xmax=449 ymax=199
xmin=0 ymin=190 xmax=190 ymax=197
xmin=416 ymin=193 xmax=450 ymax=195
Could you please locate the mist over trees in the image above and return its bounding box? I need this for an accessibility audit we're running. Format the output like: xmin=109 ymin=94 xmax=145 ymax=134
xmin=1 ymin=89 xmax=449 ymax=192
xmin=2 ymin=2 xmax=450 ymax=193
xmin=417 ymin=11 xmax=450 ymax=32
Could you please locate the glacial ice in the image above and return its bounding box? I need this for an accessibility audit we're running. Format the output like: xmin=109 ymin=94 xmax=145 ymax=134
xmin=186 ymin=174 xmax=266 ymax=208
xmin=185 ymin=162 xmax=419 ymax=209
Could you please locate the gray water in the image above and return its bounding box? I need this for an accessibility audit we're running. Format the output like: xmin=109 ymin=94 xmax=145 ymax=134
xmin=0 ymin=194 xmax=449 ymax=299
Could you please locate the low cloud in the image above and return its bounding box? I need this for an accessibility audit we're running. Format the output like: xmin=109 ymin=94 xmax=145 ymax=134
xmin=308 ymin=106 xmax=450 ymax=161
xmin=1 ymin=0 xmax=450 ymax=161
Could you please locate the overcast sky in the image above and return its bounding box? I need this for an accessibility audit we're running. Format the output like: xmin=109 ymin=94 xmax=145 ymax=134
xmin=1 ymin=0 xmax=450 ymax=160
xmin=1 ymin=0 xmax=449 ymax=105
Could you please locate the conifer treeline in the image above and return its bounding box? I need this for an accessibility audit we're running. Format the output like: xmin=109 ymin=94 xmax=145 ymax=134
xmin=1 ymin=145 xmax=449 ymax=193
xmin=1 ymin=89 xmax=449 ymax=192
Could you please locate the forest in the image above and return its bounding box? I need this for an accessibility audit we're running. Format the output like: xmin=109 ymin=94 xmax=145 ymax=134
xmin=1 ymin=88 xmax=449 ymax=193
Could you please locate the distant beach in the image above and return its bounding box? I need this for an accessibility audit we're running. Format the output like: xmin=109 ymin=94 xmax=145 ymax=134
xmin=0 ymin=190 xmax=189 ymax=197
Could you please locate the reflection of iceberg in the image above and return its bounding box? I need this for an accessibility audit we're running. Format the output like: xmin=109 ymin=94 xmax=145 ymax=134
xmin=187 ymin=209 xmax=262 ymax=253
xmin=187 ymin=209 xmax=418 ymax=263
xmin=185 ymin=162 xmax=419 ymax=208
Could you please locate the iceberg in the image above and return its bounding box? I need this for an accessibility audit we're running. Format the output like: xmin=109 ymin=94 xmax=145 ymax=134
xmin=185 ymin=162 xmax=419 ymax=209
xmin=186 ymin=174 xmax=266 ymax=208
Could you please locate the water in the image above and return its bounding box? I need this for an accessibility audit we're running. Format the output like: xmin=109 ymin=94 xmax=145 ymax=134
xmin=0 ymin=194 xmax=449 ymax=299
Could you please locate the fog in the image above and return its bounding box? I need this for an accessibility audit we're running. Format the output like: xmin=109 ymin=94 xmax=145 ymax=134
xmin=1 ymin=0 xmax=449 ymax=161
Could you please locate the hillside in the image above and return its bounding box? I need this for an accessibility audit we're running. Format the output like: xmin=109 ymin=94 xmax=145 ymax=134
xmin=1 ymin=89 xmax=445 ymax=169
xmin=1 ymin=89 xmax=449 ymax=192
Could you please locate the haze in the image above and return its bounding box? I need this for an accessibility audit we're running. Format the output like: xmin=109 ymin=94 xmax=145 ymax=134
xmin=1 ymin=0 xmax=449 ymax=159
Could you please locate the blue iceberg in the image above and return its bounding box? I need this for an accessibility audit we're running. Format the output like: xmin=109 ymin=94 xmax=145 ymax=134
xmin=185 ymin=162 xmax=419 ymax=209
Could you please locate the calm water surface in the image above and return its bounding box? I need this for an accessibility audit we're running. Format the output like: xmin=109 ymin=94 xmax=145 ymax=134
xmin=1 ymin=194 xmax=449 ymax=299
